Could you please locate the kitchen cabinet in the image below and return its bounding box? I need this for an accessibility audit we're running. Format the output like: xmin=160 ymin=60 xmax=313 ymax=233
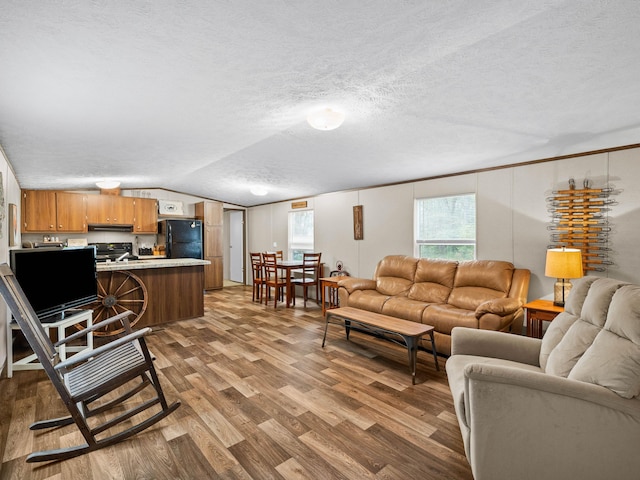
xmin=195 ymin=200 xmax=223 ymax=290
xmin=133 ymin=198 xmax=158 ymax=233
xmin=86 ymin=194 xmax=135 ymax=225
xmin=21 ymin=190 xmax=87 ymax=233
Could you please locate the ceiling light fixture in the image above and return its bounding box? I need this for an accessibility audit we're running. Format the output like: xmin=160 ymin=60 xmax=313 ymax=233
xmin=96 ymin=180 xmax=121 ymax=189
xmin=250 ymin=186 xmax=268 ymax=196
xmin=307 ymin=108 xmax=345 ymax=131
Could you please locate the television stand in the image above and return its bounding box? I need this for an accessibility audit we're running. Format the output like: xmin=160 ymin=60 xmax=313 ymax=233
xmin=6 ymin=309 xmax=93 ymax=378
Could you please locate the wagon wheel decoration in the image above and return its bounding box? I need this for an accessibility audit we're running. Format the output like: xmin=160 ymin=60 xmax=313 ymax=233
xmin=82 ymin=270 xmax=148 ymax=336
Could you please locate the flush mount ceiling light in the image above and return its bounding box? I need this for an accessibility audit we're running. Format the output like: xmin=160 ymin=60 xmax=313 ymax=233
xmin=95 ymin=180 xmax=121 ymax=189
xmin=250 ymin=186 xmax=268 ymax=196
xmin=306 ymin=108 xmax=345 ymax=131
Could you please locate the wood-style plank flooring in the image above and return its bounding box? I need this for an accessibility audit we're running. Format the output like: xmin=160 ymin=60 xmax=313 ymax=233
xmin=0 ymin=286 xmax=472 ymax=479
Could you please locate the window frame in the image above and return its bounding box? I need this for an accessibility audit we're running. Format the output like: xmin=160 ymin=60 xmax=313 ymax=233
xmin=414 ymin=193 xmax=477 ymax=261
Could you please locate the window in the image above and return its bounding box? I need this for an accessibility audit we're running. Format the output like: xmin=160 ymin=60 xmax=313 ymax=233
xmin=415 ymin=194 xmax=476 ymax=261
xmin=288 ymin=210 xmax=314 ymax=261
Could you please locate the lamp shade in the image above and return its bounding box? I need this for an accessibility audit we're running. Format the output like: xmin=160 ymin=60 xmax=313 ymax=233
xmin=306 ymin=108 xmax=345 ymax=130
xmin=545 ymin=248 xmax=584 ymax=279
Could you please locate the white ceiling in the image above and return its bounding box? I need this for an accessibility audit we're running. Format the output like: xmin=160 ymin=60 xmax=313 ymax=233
xmin=1 ymin=1 xmax=640 ymax=207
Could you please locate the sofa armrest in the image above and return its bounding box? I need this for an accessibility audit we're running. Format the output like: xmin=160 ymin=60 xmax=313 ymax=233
xmin=462 ymin=363 xmax=640 ymax=479
xmin=475 ymin=297 xmax=522 ymax=318
xmin=337 ymin=277 xmax=377 ymax=293
xmin=451 ymin=327 xmax=541 ymax=366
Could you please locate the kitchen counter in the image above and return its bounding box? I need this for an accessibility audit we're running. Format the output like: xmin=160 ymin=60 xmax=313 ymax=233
xmin=97 ymin=257 xmax=210 ymax=272
xmin=94 ymin=258 xmax=209 ymax=330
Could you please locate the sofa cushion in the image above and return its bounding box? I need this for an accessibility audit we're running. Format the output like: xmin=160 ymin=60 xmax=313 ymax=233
xmin=568 ymin=285 xmax=640 ymax=398
xmin=447 ymin=260 xmax=514 ymax=310
xmin=545 ymin=278 xmax=626 ymax=377
xmin=381 ymin=297 xmax=430 ymax=322
xmin=423 ymin=304 xmax=478 ymax=335
xmin=374 ymin=255 xmax=418 ymax=296
xmin=408 ymin=258 xmax=457 ymax=303
xmin=346 ymin=290 xmax=390 ymax=313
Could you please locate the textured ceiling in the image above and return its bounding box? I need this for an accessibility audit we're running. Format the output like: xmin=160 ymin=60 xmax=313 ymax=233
xmin=1 ymin=1 xmax=640 ymax=207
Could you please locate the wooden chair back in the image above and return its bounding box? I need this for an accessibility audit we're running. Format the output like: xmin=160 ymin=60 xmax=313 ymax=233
xmin=262 ymin=253 xmax=282 ymax=282
xmin=290 ymin=253 xmax=322 ymax=307
xmin=250 ymin=252 xmax=263 ymax=280
xmin=250 ymin=252 xmax=265 ymax=302
xmin=302 ymin=252 xmax=322 ymax=278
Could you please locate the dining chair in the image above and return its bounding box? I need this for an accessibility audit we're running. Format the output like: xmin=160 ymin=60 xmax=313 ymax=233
xmin=0 ymin=263 xmax=180 ymax=463
xmin=262 ymin=253 xmax=290 ymax=308
xmin=292 ymin=252 xmax=322 ymax=307
xmin=250 ymin=252 xmax=265 ymax=302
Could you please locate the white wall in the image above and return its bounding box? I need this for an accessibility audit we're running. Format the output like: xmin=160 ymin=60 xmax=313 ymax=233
xmin=247 ymin=148 xmax=640 ymax=300
xmin=0 ymin=147 xmax=23 ymax=375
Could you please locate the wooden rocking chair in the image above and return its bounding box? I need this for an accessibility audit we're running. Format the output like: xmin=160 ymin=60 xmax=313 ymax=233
xmin=0 ymin=264 xmax=180 ymax=463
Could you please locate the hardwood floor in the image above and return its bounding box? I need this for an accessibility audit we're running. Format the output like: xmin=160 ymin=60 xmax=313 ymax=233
xmin=0 ymin=286 xmax=472 ymax=479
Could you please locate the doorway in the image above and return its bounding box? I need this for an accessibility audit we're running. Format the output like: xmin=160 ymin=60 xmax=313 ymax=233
xmin=228 ymin=210 xmax=244 ymax=283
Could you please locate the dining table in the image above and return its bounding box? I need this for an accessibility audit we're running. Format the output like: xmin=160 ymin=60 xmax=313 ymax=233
xmin=275 ymin=259 xmax=324 ymax=308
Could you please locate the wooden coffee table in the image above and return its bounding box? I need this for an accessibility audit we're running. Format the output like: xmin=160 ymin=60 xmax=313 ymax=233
xmin=322 ymin=307 xmax=439 ymax=384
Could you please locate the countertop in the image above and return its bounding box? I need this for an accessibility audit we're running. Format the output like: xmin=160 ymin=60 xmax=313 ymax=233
xmin=96 ymin=258 xmax=210 ymax=272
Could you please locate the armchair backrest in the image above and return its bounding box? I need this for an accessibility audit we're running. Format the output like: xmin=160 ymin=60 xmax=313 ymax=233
xmin=541 ymin=276 xmax=640 ymax=399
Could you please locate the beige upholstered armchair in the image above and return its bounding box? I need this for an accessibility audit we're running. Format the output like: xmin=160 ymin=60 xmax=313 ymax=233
xmin=446 ymin=276 xmax=640 ymax=480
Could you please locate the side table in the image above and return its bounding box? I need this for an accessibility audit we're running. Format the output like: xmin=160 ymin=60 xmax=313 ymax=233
xmin=320 ymin=277 xmax=341 ymax=315
xmin=524 ymin=299 xmax=564 ymax=338
xmin=7 ymin=309 xmax=93 ymax=378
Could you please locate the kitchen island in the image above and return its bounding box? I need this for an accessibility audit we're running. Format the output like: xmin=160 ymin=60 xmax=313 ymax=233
xmin=94 ymin=258 xmax=209 ymax=333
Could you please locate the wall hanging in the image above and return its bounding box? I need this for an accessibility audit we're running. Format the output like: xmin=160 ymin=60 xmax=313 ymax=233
xmin=547 ymin=178 xmax=617 ymax=272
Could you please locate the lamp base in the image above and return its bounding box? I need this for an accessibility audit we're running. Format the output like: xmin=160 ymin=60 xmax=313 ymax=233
xmin=553 ymin=279 xmax=573 ymax=307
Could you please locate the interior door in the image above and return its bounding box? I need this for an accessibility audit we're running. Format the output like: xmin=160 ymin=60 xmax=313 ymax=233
xmin=229 ymin=210 xmax=244 ymax=283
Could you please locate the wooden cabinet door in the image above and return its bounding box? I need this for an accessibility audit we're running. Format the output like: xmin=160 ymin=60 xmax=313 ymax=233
xmin=204 ymin=256 xmax=223 ymax=290
xmin=111 ymin=196 xmax=134 ymax=225
xmin=204 ymin=201 xmax=223 ymax=226
xmin=22 ymin=190 xmax=56 ymax=232
xmin=134 ymin=198 xmax=158 ymax=233
xmin=204 ymin=225 xmax=223 ymax=257
xmin=56 ymin=192 xmax=87 ymax=232
xmin=86 ymin=195 xmax=135 ymax=224
xmin=86 ymin=195 xmax=110 ymax=224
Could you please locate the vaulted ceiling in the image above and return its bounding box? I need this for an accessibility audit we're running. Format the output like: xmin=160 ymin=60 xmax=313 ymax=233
xmin=1 ymin=1 xmax=639 ymax=207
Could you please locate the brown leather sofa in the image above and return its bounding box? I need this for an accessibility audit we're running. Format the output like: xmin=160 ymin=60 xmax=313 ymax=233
xmin=337 ymin=255 xmax=531 ymax=355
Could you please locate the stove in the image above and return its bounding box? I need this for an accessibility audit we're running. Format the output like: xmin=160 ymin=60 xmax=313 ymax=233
xmin=90 ymin=242 xmax=139 ymax=262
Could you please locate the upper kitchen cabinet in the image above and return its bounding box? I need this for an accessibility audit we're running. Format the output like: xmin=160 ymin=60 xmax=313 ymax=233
xmin=86 ymin=194 xmax=135 ymax=225
xmin=195 ymin=200 xmax=223 ymax=290
xmin=21 ymin=190 xmax=87 ymax=233
xmin=134 ymin=197 xmax=158 ymax=233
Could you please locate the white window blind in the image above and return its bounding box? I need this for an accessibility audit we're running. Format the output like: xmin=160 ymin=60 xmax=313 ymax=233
xmin=288 ymin=210 xmax=314 ymax=261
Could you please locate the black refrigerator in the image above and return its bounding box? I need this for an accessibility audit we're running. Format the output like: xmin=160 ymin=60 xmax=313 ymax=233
xmin=158 ymin=219 xmax=203 ymax=259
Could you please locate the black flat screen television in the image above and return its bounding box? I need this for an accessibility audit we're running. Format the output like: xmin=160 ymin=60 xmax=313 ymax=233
xmin=10 ymin=246 xmax=98 ymax=322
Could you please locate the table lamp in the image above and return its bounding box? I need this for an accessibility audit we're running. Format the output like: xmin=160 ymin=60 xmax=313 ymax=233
xmin=545 ymin=247 xmax=584 ymax=307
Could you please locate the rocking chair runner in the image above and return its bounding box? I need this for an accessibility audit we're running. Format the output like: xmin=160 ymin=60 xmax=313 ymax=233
xmin=0 ymin=264 xmax=180 ymax=463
